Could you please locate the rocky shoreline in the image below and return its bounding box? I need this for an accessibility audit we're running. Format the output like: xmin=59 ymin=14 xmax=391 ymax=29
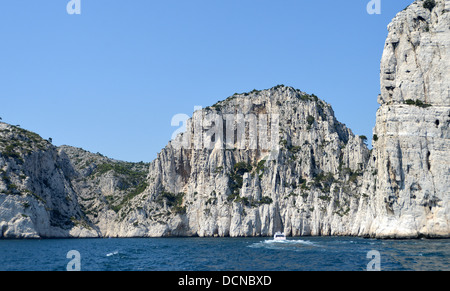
xmin=1 ymin=0 xmax=449 ymax=239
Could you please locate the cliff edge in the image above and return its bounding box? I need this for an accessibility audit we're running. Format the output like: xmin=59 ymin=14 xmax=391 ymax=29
xmin=360 ymin=0 xmax=450 ymax=238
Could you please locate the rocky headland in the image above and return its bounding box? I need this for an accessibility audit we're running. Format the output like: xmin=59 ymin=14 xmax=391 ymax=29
xmin=1 ymin=0 xmax=448 ymax=239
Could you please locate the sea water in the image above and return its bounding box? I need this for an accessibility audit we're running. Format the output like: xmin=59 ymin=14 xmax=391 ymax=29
xmin=0 ymin=237 xmax=448 ymax=271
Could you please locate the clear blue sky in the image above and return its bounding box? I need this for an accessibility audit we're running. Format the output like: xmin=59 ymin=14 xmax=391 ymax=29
xmin=0 ymin=0 xmax=413 ymax=162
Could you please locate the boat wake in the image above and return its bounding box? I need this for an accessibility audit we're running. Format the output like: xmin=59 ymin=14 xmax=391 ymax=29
xmin=265 ymin=239 xmax=316 ymax=246
xmin=248 ymin=239 xmax=318 ymax=251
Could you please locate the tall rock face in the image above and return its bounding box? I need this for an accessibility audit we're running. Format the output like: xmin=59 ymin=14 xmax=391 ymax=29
xmin=362 ymin=0 xmax=450 ymax=238
xmin=112 ymin=86 xmax=370 ymax=237
xmin=380 ymin=0 xmax=449 ymax=106
xmin=1 ymin=0 xmax=449 ymax=239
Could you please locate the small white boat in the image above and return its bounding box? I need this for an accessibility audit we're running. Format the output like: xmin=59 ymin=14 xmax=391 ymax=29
xmin=274 ymin=232 xmax=286 ymax=241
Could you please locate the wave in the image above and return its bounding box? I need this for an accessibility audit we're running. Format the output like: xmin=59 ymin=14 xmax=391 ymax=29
xmin=106 ymin=251 xmax=119 ymax=257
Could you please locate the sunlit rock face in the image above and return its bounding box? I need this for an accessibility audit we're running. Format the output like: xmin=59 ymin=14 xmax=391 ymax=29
xmin=363 ymin=0 xmax=450 ymax=238
xmin=1 ymin=0 xmax=448 ymax=239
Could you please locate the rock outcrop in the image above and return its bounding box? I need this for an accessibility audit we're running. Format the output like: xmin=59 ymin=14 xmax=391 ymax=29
xmin=0 ymin=123 xmax=91 ymax=238
xmin=380 ymin=0 xmax=449 ymax=106
xmin=110 ymin=86 xmax=370 ymax=237
xmin=358 ymin=0 xmax=450 ymax=238
xmin=1 ymin=0 xmax=448 ymax=239
xmin=0 ymin=123 xmax=149 ymax=238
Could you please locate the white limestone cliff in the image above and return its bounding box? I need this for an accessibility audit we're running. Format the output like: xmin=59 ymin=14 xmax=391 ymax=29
xmin=1 ymin=0 xmax=448 ymax=239
xmin=110 ymin=86 xmax=370 ymax=238
xmin=359 ymin=0 xmax=450 ymax=238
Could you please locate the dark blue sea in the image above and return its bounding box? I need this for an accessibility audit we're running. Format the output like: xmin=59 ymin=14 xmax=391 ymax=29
xmin=0 ymin=237 xmax=448 ymax=271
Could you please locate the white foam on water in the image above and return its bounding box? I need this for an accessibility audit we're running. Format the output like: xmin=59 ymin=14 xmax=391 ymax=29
xmin=249 ymin=239 xmax=318 ymax=250
xmin=106 ymin=251 xmax=119 ymax=257
xmin=264 ymin=239 xmax=316 ymax=246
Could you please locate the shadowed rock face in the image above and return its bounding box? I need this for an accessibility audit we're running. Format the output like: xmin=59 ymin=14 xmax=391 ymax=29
xmin=1 ymin=0 xmax=448 ymax=239
xmin=0 ymin=123 xmax=149 ymax=238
